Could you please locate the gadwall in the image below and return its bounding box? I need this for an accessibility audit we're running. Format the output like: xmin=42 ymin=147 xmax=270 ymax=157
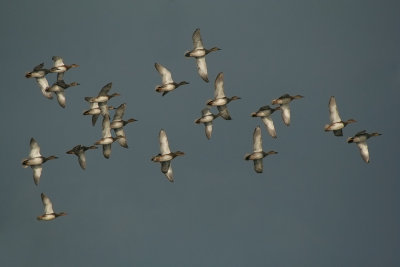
xmin=85 ymin=82 xmax=120 ymax=116
xmin=324 ymin=96 xmax=356 ymax=136
xmin=154 ymin=63 xmax=189 ymax=96
xmin=21 ymin=138 xmax=58 ymax=185
xmin=244 ymin=126 xmax=278 ymax=173
xmin=251 ymin=105 xmax=280 ymax=138
xmin=37 ymin=193 xmax=66 ymax=221
xmin=206 ymin=72 xmax=240 ymax=120
xmin=46 ymin=80 xmax=80 ymax=108
xmin=194 ymin=108 xmax=220 ymax=139
xmin=25 ymin=63 xmax=53 ymax=99
xmin=110 ymin=103 xmax=137 ymax=148
xmin=184 ymin=28 xmax=221 ymax=82
xmin=347 ymin=130 xmax=381 ymax=163
xmin=151 ymin=129 xmax=184 ymax=182
xmin=50 ymin=56 xmax=79 ymax=81
xmin=66 ymin=144 xmax=98 ymax=170
xmin=94 ymin=114 xmax=120 ymax=159
xmin=271 ymin=94 xmax=303 ymax=126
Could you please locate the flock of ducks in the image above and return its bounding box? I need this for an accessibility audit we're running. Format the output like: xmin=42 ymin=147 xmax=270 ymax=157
xmin=22 ymin=28 xmax=381 ymax=221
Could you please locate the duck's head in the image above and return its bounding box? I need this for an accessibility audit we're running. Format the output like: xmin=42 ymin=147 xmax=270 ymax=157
xmin=25 ymin=72 xmax=32 ymax=78
xmin=370 ymin=132 xmax=382 ymax=137
xmin=244 ymin=153 xmax=251 ymax=160
xmin=69 ymin=64 xmax=79 ymax=68
xmin=250 ymin=112 xmax=257 ymax=117
xmin=70 ymin=82 xmax=80 ymax=87
xmin=184 ymin=50 xmax=191 ymax=57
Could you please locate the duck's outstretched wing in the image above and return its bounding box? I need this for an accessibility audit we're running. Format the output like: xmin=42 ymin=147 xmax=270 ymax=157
xmin=196 ymin=57 xmax=208 ymax=82
xmin=32 ymin=165 xmax=42 ymax=185
xmin=253 ymin=126 xmax=263 ymax=153
xmin=36 ymin=77 xmax=53 ymax=99
xmin=41 ymin=193 xmax=54 ymax=214
xmin=192 ymin=28 xmax=204 ymax=49
xmin=29 ymin=138 xmax=41 ymax=158
xmin=357 ymin=141 xmax=369 ymax=163
xmin=329 ymin=96 xmax=341 ymax=123
xmin=155 ymin=63 xmax=173 ymax=84
xmin=98 ymin=82 xmax=112 ymax=96
xmin=214 ymin=72 xmax=225 ymax=99
xmin=161 ymin=161 xmax=174 ymax=182
xmin=280 ymin=104 xmax=291 ymax=126
xmin=159 ymin=129 xmax=171 ymax=155
xmin=253 ymin=159 xmax=263 ymax=173
xmin=261 ymin=116 xmax=277 ymax=138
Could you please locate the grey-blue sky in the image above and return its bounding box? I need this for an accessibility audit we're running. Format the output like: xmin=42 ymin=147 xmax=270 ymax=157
xmin=1 ymin=0 xmax=399 ymax=266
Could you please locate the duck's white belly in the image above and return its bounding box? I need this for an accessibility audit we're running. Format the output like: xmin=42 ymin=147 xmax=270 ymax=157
xmin=30 ymin=71 xmax=46 ymax=78
xmin=248 ymin=152 xmax=264 ymax=160
xmin=199 ymin=115 xmax=214 ymax=123
xmin=352 ymin=135 xmax=367 ymax=143
xmin=98 ymin=137 xmax=114 ymax=145
xmin=189 ymin=49 xmax=206 ymax=57
xmin=91 ymin=96 xmax=108 ymax=103
xmin=211 ymin=98 xmax=227 ymax=106
xmin=25 ymin=157 xmax=44 ymax=166
xmin=255 ymin=110 xmax=272 ymax=117
xmin=328 ymin=122 xmax=344 ymax=130
xmin=40 ymin=214 xmax=56 ymax=221
xmin=110 ymin=121 xmax=123 ymax=129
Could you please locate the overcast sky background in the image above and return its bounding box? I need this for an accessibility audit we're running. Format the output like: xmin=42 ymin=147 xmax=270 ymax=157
xmin=1 ymin=0 xmax=399 ymax=266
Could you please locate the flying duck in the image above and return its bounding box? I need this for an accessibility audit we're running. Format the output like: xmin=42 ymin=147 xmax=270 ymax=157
xmin=37 ymin=193 xmax=66 ymax=221
xmin=206 ymin=72 xmax=240 ymax=120
xmin=21 ymin=138 xmax=58 ymax=185
xmin=151 ymin=129 xmax=184 ymax=182
xmin=324 ymin=96 xmax=356 ymax=136
xmin=46 ymin=80 xmax=80 ymax=108
xmin=25 ymin=63 xmax=53 ymax=99
xmin=271 ymin=94 xmax=303 ymax=126
xmin=94 ymin=114 xmax=120 ymax=159
xmin=194 ymin=108 xmax=220 ymax=139
xmin=50 ymin=56 xmax=79 ymax=81
xmin=244 ymin=126 xmax=278 ymax=173
xmin=110 ymin=103 xmax=137 ymax=148
xmin=347 ymin=130 xmax=381 ymax=163
xmin=184 ymin=28 xmax=221 ymax=82
xmin=251 ymin=105 xmax=280 ymax=138
xmin=154 ymin=63 xmax=189 ymax=96
xmin=66 ymin=144 xmax=98 ymax=170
